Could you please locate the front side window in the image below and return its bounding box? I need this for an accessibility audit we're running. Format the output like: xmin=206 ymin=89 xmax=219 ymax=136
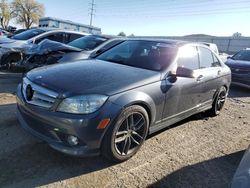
xmin=177 ymin=46 xmax=199 ymax=70
xmin=96 ymin=40 xmax=177 ymax=71
xmin=199 ymin=47 xmax=214 ymax=69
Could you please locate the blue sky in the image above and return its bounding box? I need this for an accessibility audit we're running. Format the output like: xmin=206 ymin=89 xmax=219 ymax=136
xmin=22 ymin=0 xmax=250 ymax=36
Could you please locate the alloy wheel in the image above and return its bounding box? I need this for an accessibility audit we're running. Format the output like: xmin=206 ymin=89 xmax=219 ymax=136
xmin=216 ymin=90 xmax=226 ymax=111
xmin=114 ymin=112 xmax=146 ymax=156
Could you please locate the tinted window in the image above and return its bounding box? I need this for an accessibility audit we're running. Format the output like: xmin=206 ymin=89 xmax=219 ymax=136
xmin=11 ymin=29 xmax=45 ymax=40
xmin=35 ymin=33 xmax=65 ymax=44
xmin=67 ymin=33 xmax=84 ymax=43
xmin=199 ymin=47 xmax=214 ymax=69
xmin=68 ymin=36 xmax=108 ymax=50
xmin=177 ymin=46 xmax=199 ymax=70
xmin=232 ymin=50 xmax=250 ymax=61
xmin=96 ymin=40 xmax=177 ymax=71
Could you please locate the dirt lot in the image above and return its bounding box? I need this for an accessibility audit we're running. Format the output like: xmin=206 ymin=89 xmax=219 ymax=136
xmin=0 ymin=72 xmax=249 ymax=188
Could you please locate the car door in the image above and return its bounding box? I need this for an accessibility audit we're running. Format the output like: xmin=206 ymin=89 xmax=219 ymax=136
xmin=161 ymin=45 xmax=204 ymax=122
xmin=197 ymin=46 xmax=223 ymax=107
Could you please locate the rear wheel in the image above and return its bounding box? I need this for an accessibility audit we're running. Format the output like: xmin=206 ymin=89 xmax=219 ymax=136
xmin=102 ymin=105 xmax=149 ymax=162
xmin=208 ymin=86 xmax=227 ymax=116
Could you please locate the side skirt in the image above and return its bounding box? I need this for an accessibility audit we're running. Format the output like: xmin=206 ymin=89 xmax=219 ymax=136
xmin=149 ymin=103 xmax=212 ymax=134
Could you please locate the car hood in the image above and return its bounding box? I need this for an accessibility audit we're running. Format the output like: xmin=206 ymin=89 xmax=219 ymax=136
xmin=0 ymin=37 xmax=17 ymax=44
xmin=0 ymin=39 xmax=30 ymax=50
xmin=26 ymin=59 xmax=161 ymax=96
xmin=27 ymin=39 xmax=82 ymax=55
xmin=225 ymin=59 xmax=250 ymax=69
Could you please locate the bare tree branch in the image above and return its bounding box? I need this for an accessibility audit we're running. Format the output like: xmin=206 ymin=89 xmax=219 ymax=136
xmin=11 ymin=0 xmax=44 ymax=29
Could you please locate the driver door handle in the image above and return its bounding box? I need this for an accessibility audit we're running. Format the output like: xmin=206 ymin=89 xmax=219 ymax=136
xmin=196 ymin=75 xmax=204 ymax=82
xmin=217 ymin=70 xmax=222 ymax=75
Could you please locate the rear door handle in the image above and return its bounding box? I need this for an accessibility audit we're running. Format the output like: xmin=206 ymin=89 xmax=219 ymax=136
xmin=196 ymin=75 xmax=204 ymax=82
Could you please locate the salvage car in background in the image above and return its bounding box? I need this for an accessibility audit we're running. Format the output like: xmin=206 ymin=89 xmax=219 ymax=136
xmin=20 ymin=35 xmax=125 ymax=71
xmin=16 ymin=39 xmax=231 ymax=162
xmin=0 ymin=28 xmax=88 ymax=69
xmin=0 ymin=28 xmax=11 ymax=37
xmin=225 ymin=49 xmax=250 ymax=89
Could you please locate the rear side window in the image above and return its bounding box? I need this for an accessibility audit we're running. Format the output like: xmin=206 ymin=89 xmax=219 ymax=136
xmin=35 ymin=33 xmax=65 ymax=44
xmin=46 ymin=33 xmax=65 ymax=43
xmin=177 ymin=46 xmax=199 ymax=70
xmin=212 ymin=54 xmax=221 ymax=67
xmin=199 ymin=47 xmax=221 ymax=68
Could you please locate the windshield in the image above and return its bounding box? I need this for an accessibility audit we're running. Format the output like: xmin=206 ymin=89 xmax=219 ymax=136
xmin=96 ymin=40 xmax=177 ymax=71
xmin=67 ymin=36 xmax=108 ymax=50
xmin=232 ymin=50 xmax=250 ymax=61
xmin=11 ymin=29 xmax=45 ymax=40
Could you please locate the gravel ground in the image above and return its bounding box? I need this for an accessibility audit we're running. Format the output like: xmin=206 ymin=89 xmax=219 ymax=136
xmin=0 ymin=73 xmax=249 ymax=188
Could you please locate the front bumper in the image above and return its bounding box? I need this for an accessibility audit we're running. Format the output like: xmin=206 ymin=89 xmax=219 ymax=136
xmin=16 ymin=84 xmax=122 ymax=157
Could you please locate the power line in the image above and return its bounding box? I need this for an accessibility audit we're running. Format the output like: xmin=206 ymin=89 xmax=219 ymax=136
xmin=96 ymin=4 xmax=250 ymax=18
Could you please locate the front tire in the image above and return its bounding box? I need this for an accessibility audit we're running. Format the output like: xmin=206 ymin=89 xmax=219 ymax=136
xmin=101 ymin=105 xmax=149 ymax=162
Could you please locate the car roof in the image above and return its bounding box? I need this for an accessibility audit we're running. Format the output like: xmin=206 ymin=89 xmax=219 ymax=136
xmin=88 ymin=34 xmax=122 ymax=40
xmin=125 ymin=37 xmax=189 ymax=47
xmin=36 ymin=27 xmax=60 ymax=32
xmin=35 ymin=27 xmax=89 ymax=35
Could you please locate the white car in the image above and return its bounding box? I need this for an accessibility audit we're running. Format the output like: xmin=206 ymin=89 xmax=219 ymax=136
xmin=0 ymin=28 xmax=89 ymax=69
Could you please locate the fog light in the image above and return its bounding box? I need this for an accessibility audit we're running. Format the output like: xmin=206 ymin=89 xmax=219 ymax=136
xmin=67 ymin=135 xmax=79 ymax=146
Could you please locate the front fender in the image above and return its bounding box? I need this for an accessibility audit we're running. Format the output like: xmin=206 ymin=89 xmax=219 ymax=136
xmin=109 ymin=91 xmax=157 ymax=125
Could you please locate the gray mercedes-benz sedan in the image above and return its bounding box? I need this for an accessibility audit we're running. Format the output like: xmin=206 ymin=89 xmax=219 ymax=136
xmin=16 ymin=39 xmax=231 ymax=162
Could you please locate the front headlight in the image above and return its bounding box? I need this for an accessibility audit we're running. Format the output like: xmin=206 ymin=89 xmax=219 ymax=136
xmin=57 ymin=95 xmax=108 ymax=114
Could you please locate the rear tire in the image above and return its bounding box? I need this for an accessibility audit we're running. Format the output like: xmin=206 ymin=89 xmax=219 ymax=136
xmin=101 ymin=105 xmax=149 ymax=162
xmin=207 ymin=86 xmax=227 ymax=116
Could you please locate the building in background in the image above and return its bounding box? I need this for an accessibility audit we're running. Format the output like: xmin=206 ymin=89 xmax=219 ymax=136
xmin=39 ymin=17 xmax=101 ymax=34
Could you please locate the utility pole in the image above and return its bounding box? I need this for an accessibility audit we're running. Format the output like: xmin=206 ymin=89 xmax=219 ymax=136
xmin=89 ymin=0 xmax=96 ymax=27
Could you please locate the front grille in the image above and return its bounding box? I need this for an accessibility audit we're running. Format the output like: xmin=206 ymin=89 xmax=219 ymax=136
xmin=22 ymin=77 xmax=58 ymax=109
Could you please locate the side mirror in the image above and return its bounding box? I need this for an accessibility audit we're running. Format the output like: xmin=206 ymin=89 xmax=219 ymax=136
xmin=89 ymin=49 xmax=105 ymax=59
xmin=172 ymin=67 xmax=195 ymax=78
xmin=27 ymin=39 xmax=35 ymax=44
xmin=95 ymin=49 xmax=105 ymax=55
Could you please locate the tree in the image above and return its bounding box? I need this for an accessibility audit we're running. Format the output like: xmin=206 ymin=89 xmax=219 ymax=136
xmin=0 ymin=0 xmax=12 ymax=29
xmin=232 ymin=32 xmax=242 ymax=38
xmin=118 ymin=31 xmax=126 ymax=37
xmin=11 ymin=0 xmax=44 ymax=29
